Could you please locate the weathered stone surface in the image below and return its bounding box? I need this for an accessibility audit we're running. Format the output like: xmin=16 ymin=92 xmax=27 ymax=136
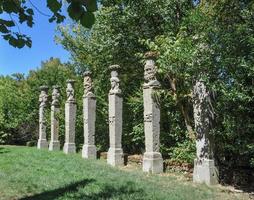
xmin=63 ymin=80 xmax=76 ymax=154
xmin=37 ymin=86 xmax=49 ymax=149
xmin=49 ymin=85 xmax=60 ymax=151
xmin=142 ymin=54 xmax=163 ymax=173
xmin=107 ymin=65 xmax=124 ymax=166
xmin=143 ymin=152 xmax=163 ymax=173
xmin=193 ymin=159 xmax=218 ymax=185
xmin=193 ymin=80 xmax=218 ymax=185
xmin=82 ymin=71 xmax=97 ymax=159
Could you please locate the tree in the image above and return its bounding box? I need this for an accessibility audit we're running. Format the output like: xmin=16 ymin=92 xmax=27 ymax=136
xmin=147 ymin=0 xmax=254 ymax=184
xmin=0 ymin=58 xmax=76 ymax=145
xmin=0 ymin=0 xmax=97 ymax=48
xmin=57 ymin=0 xmax=254 ymax=185
xmin=56 ymin=0 xmax=195 ymax=157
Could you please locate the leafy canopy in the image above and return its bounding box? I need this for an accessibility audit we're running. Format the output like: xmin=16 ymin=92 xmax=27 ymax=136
xmin=0 ymin=0 xmax=97 ymax=48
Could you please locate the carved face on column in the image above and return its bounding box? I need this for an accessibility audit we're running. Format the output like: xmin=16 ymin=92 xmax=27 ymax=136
xmin=109 ymin=65 xmax=121 ymax=95
xmin=84 ymin=75 xmax=93 ymax=96
xmin=66 ymin=80 xmax=75 ymax=102
xmin=110 ymin=77 xmax=121 ymax=94
xmin=39 ymin=86 xmax=48 ymax=107
xmin=144 ymin=59 xmax=157 ymax=83
xmin=52 ymin=86 xmax=60 ymax=106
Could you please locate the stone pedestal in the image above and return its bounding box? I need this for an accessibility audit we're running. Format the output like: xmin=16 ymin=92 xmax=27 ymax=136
xmin=107 ymin=65 xmax=124 ymax=166
xmin=193 ymin=159 xmax=218 ymax=185
xmin=82 ymin=71 xmax=97 ymax=159
xmin=63 ymin=80 xmax=76 ymax=154
xmin=193 ymin=80 xmax=218 ymax=185
xmin=49 ymin=106 xmax=60 ymax=151
xmin=142 ymin=53 xmax=163 ymax=173
xmin=37 ymin=86 xmax=49 ymax=149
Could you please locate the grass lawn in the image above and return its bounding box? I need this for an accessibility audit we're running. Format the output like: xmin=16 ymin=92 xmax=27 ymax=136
xmin=0 ymin=145 xmax=250 ymax=200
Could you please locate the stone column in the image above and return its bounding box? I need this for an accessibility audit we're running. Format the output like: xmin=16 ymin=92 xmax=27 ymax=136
xmin=37 ymin=86 xmax=49 ymax=149
xmin=142 ymin=52 xmax=163 ymax=173
xmin=193 ymin=80 xmax=218 ymax=185
xmin=82 ymin=71 xmax=97 ymax=159
xmin=63 ymin=80 xmax=77 ymax=154
xmin=49 ymin=85 xmax=61 ymax=151
xmin=107 ymin=65 xmax=124 ymax=166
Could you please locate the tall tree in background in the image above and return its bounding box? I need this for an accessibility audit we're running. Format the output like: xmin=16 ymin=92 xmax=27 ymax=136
xmin=148 ymin=0 xmax=254 ymax=185
xmin=0 ymin=58 xmax=76 ymax=146
xmin=57 ymin=0 xmax=196 ymax=157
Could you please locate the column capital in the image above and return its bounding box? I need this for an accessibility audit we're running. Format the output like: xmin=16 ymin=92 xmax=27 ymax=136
xmin=143 ymin=55 xmax=161 ymax=89
xmin=52 ymin=85 xmax=60 ymax=106
xmin=83 ymin=70 xmax=95 ymax=98
xmin=66 ymin=79 xmax=76 ymax=103
xmin=39 ymin=85 xmax=49 ymax=107
xmin=109 ymin=64 xmax=122 ymax=95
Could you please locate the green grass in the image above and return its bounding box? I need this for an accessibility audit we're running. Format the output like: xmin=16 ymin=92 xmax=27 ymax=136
xmin=0 ymin=146 xmax=248 ymax=200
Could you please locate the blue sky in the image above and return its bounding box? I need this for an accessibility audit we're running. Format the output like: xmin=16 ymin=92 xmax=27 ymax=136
xmin=0 ymin=1 xmax=70 ymax=76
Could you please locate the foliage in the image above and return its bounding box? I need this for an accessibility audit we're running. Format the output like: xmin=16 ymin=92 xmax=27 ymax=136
xmin=56 ymin=0 xmax=196 ymax=157
xmin=0 ymin=0 xmax=253 ymax=187
xmin=0 ymin=0 xmax=97 ymax=48
xmin=146 ymin=0 xmax=254 ymax=178
xmin=56 ymin=0 xmax=254 ymax=183
xmin=169 ymin=140 xmax=196 ymax=165
xmin=0 ymin=58 xmax=75 ymax=146
xmin=0 ymin=75 xmax=29 ymax=144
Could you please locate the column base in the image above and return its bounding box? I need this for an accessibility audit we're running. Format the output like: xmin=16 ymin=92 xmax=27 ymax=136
xmin=37 ymin=139 xmax=48 ymax=149
xmin=82 ymin=144 xmax=97 ymax=159
xmin=63 ymin=142 xmax=76 ymax=154
xmin=193 ymin=158 xmax=219 ymax=185
xmin=143 ymin=152 xmax=163 ymax=173
xmin=49 ymin=141 xmax=60 ymax=151
xmin=107 ymin=148 xmax=124 ymax=166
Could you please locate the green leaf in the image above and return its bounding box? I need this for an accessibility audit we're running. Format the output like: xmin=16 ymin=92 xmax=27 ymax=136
xmin=47 ymin=0 xmax=62 ymax=13
xmin=8 ymin=36 xmax=16 ymax=47
xmin=27 ymin=18 xmax=33 ymax=27
xmin=26 ymin=8 xmax=34 ymax=16
xmin=49 ymin=16 xmax=56 ymax=23
xmin=3 ymin=34 xmax=11 ymax=40
xmin=16 ymin=38 xmax=25 ymax=49
xmin=80 ymin=12 xmax=95 ymax=28
xmin=56 ymin=13 xmax=65 ymax=23
xmin=0 ymin=25 xmax=9 ymax=33
xmin=19 ymin=12 xmax=27 ymax=24
xmin=2 ymin=0 xmax=20 ymax=13
xmin=85 ymin=0 xmax=97 ymax=12
xmin=25 ymin=38 xmax=32 ymax=48
xmin=67 ymin=3 xmax=83 ymax=21
xmin=0 ymin=19 xmax=15 ymax=27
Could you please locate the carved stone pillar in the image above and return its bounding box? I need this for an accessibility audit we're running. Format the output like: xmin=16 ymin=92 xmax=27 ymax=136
xmin=107 ymin=65 xmax=124 ymax=166
xmin=37 ymin=86 xmax=49 ymax=149
xmin=142 ymin=52 xmax=163 ymax=173
xmin=63 ymin=80 xmax=77 ymax=154
xmin=82 ymin=71 xmax=97 ymax=159
xmin=49 ymin=85 xmax=61 ymax=151
xmin=193 ymin=80 xmax=218 ymax=185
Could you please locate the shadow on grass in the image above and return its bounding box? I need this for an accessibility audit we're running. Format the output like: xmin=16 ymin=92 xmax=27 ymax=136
xmin=19 ymin=180 xmax=146 ymax=200
xmin=19 ymin=179 xmax=95 ymax=200
xmin=0 ymin=147 xmax=10 ymax=154
xmin=83 ymin=181 xmax=146 ymax=200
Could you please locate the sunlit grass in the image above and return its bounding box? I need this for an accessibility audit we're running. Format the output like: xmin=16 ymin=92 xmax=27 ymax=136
xmin=0 ymin=146 xmax=248 ymax=200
